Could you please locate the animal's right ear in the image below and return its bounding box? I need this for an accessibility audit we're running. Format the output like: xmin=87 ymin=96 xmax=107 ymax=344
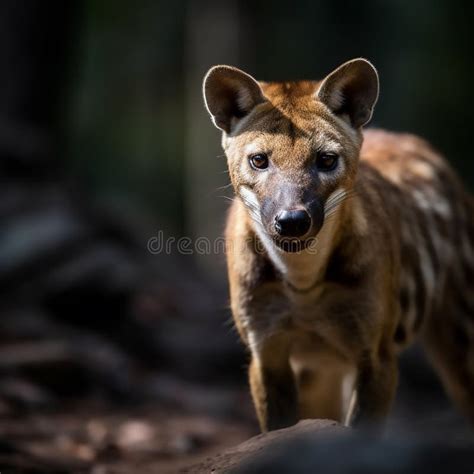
xmin=202 ymin=66 xmax=266 ymax=133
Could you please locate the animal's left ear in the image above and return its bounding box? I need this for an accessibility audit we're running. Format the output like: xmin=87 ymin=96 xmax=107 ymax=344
xmin=316 ymin=58 xmax=379 ymax=128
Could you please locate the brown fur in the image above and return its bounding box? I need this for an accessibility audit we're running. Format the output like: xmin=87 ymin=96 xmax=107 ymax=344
xmin=203 ymin=59 xmax=474 ymax=430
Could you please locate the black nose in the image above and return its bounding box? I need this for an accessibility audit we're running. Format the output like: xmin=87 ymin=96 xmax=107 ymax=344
xmin=274 ymin=209 xmax=311 ymax=237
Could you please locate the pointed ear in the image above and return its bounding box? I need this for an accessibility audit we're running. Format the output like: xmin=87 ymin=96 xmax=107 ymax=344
xmin=316 ymin=58 xmax=379 ymax=128
xmin=203 ymin=65 xmax=266 ymax=133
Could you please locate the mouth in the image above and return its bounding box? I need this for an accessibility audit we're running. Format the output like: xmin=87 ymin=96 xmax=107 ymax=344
xmin=273 ymin=237 xmax=317 ymax=253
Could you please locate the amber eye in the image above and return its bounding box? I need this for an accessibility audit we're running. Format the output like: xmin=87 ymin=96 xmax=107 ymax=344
xmin=249 ymin=153 xmax=269 ymax=170
xmin=316 ymin=152 xmax=339 ymax=172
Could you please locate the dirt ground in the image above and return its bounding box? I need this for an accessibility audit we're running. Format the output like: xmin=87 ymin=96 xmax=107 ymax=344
xmin=0 ymin=394 xmax=257 ymax=473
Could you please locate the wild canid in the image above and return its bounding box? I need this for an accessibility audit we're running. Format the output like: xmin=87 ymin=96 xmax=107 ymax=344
xmin=202 ymin=59 xmax=474 ymax=430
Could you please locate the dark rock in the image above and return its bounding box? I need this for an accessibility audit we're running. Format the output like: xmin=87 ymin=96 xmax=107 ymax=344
xmin=182 ymin=419 xmax=345 ymax=473
xmin=184 ymin=418 xmax=474 ymax=474
xmin=234 ymin=429 xmax=474 ymax=474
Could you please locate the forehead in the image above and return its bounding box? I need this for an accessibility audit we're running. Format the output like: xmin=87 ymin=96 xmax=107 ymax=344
xmin=232 ymin=81 xmax=353 ymax=158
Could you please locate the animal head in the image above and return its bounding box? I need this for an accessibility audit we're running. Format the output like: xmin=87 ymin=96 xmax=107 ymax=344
xmin=203 ymin=59 xmax=379 ymax=252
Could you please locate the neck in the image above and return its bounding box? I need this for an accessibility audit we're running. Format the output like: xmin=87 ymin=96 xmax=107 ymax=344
xmin=252 ymin=195 xmax=363 ymax=292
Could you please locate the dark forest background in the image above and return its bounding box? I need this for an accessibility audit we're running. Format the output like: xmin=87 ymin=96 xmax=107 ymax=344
xmin=0 ymin=1 xmax=472 ymax=472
